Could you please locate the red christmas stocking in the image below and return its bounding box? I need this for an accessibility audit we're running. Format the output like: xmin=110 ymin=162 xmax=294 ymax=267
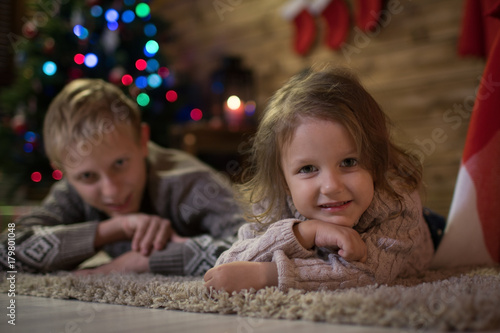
xmin=310 ymin=0 xmax=350 ymax=50
xmin=282 ymin=0 xmax=317 ymax=55
xmin=355 ymin=0 xmax=383 ymax=31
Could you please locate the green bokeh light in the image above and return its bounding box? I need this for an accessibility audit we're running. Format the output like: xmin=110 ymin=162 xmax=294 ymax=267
xmin=137 ymin=92 xmax=150 ymax=106
xmin=135 ymin=3 xmax=150 ymax=18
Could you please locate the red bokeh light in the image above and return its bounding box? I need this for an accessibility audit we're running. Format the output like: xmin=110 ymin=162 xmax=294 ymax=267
xmin=52 ymin=169 xmax=63 ymax=180
xmin=135 ymin=59 xmax=147 ymax=71
xmin=74 ymin=53 xmax=85 ymax=65
xmin=31 ymin=172 xmax=42 ymax=182
xmin=190 ymin=108 xmax=203 ymax=121
xmin=121 ymin=74 xmax=133 ymax=86
xmin=165 ymin=90 xmax=177 ymax=102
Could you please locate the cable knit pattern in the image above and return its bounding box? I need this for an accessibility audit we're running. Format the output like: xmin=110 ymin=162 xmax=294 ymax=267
xmin=215 ymin=186 xmax=434 ymax=292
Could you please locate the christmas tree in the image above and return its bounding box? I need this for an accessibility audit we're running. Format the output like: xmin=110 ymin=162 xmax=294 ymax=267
xmin=0 ymin=0 xmax=193 ymax=203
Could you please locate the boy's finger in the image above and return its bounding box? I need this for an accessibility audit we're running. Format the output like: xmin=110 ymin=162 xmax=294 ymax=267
xmin=154 ymin=220 xmax=171 ymax=250
xmin=131 ymin=221 xmax=148 ymax=252
xmin=140 ymin=221 xmax=159 ymax=255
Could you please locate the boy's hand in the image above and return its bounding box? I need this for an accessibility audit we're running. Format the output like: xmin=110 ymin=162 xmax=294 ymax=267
xmin=74 ymin=251 xmax=149 ymax=275
xmin=204 ymin=261 xmax=278 ymax=293
xmin=119 ymin=214 xmax=173 ymax=255
xmin=95 ymin=214 xmax=174 ymax=255
xmin=293 ymin=220 xmax=367 ymax=263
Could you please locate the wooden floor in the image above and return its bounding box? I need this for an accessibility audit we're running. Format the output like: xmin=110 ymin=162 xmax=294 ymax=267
xmin=0 ymin=294 xmax=480 ymax=333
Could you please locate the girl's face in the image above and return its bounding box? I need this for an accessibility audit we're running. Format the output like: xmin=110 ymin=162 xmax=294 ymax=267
xmin=281 ymin=118 xmax=374 ymax=227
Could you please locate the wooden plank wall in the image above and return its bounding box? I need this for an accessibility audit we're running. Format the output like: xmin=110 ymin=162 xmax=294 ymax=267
xmin=151 ymin=0 xmax=485 ymax=217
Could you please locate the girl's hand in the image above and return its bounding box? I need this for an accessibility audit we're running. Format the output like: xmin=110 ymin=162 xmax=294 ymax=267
xmin=204 ymin=261 xmax=278 ymax=293
xmin=293 ymin=220 xmax=367 ymax=262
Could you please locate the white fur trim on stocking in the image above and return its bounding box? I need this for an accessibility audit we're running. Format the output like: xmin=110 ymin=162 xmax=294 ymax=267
xmin=309 ymin=0 xmax=333 ymax=15
xmin=282 ymin=0 xmax=310 ymax=20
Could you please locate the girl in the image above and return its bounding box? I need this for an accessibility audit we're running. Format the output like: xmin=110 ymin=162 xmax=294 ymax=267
xmin=204 ymin=67 xmax=434 ymax=293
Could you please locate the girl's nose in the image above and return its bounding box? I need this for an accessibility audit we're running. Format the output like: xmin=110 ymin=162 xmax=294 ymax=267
xmin=320 ymin=169 xmax=344 ymax=195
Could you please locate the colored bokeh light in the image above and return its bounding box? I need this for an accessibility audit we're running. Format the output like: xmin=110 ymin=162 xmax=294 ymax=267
xmin=122 ymin=10 xmax=135 ymax=23
xmin=135 ymin=76 xmax=148 ymax=89
xmin=245 ymin=101 xmax=257 ymax=115
xmin=158 ymin=67 xmax=170 ymax=78
xmin=145 ymin=40 xmax=159 ymax=55
xmin=190 ymin=108 xmax=203 ymax=121
xmin=122 ymin=74 xmax=133 ymax=85
xmin=147 ymin=74 xmax=162 ymax=88
xmin=135 ymin=3 xmax=150 ymax=18
xmin=144 ymin=23 xmax=157 ymax=37
xmin=135 ymin=59 xmax=147 ymax=71
xmin=73 ymin=25 xmax=89 ymax=39
xmin=24 ymin=131 xmax=36 ymax=142
xmin=105 ymin=9 xmax=119 ymax=22
xmin=166 ymin=90 xmax=177 ymax=102
xmin=52 ymin=169 xmax=63 ymax=180
xmin=84 ymin=53 xmax=98 ymax=68
xmin=74 ymin=53 xmax=85 ymax=65
xmin=31 ymin=172 xmax=42 ymax=182
xmin=107 ymin=21 xmax=119 ymax=31
xmin=146 ymin=59 xmax=159 ymax=72
xmin=23 ymin=143 xmax=33 ymax=153
xmin=43 ymin=61 xmax=57 ymax=76
xmin=90 ymin=5 xmax=103 ymax=17
xmin=137 ymin=93 xmax=150 ymax=106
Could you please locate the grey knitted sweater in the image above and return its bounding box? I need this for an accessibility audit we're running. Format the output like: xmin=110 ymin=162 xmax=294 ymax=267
xmin=0 ymin=142 xmax=244 ymax=275
xmin=215 ymin=186 xmax=434 ymax=291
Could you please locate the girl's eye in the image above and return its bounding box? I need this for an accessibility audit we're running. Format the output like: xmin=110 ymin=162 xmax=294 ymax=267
xmin=341 ymin=158 xmax=358 ymax=167
xmin=298 ymin=165 xmax=318 ymax=174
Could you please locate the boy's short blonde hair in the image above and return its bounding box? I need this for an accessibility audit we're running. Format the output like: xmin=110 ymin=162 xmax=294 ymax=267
xmin=43 ymin=78 xmax=142 ymax=169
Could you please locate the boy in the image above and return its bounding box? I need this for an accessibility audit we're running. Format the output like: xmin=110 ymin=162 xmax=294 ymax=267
xmin=0 ymin=79 xmax=244 ymax=275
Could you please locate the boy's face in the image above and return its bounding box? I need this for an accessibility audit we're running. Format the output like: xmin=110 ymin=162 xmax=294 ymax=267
xmin=281 ymin=118 xmax=374 ymax=228
xmin=63 ymin=123 xmax=149 ymax=217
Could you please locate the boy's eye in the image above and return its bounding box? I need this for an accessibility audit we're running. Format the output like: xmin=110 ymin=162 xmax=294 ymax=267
xmin=341 ymin=158 xmax=358 ymax=167
xmin=78 ymin=172 xmax=97 ymax=183
xmin=298 ymin=165 xmax=318 ymax=174
xmin=114 ymin=158 xmax=128 ymax=168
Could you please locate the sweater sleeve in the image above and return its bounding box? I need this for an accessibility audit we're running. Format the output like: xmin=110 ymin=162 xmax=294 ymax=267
xmin=0 ymin=180 xmax=98 ymax=272
xmin=149 ymin=233 xmax=238 ymax=276
xmin=273 ymin=190 xmax=434 ymax=292
xmin=215 ymin=219 xmax=316 ymax=265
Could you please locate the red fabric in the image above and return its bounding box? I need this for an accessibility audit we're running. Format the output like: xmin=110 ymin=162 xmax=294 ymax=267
xmin=292 ymin=9 xmax=317 ymax=55
xmin=320 ymin=0 xmax=350 ymax=50
xmin=355 ymin=0 xmax=382 ymax=31
xmin=458 ymin=0 xmax=500 ymax=57
xmin=459 ymin=0 xmax=500 ymax=261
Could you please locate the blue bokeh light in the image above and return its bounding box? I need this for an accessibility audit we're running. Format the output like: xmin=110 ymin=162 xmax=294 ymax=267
xmin=43 ymin=61 xmax=57 ymax=76
xmin=90 ymin=5 xmax=103 ymax=17
xmin=147 ymin=74 xmax=162 ymax=88
xmin=135 ymin=76 xmax=148 ymax=89
xmin=146 ymin=59 xmax=159 ymax=72
xmin=122 ymin=10 xmax=135 ymax=23
xmin=105 ymin=9 xmax=119 ymax=22
xmin=144 ymin=23 xmax=157 ymax=37
xmin=84 ymin=53 xmax=98 ymax=68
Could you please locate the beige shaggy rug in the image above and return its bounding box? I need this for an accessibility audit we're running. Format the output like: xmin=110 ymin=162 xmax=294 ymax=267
xmin=2 ymin=265 xmax=500 ymax=331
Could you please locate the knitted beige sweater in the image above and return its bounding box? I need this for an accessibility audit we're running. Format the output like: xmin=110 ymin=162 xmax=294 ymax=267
xmin=215 ymin=188 xmax=434 ymax=292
